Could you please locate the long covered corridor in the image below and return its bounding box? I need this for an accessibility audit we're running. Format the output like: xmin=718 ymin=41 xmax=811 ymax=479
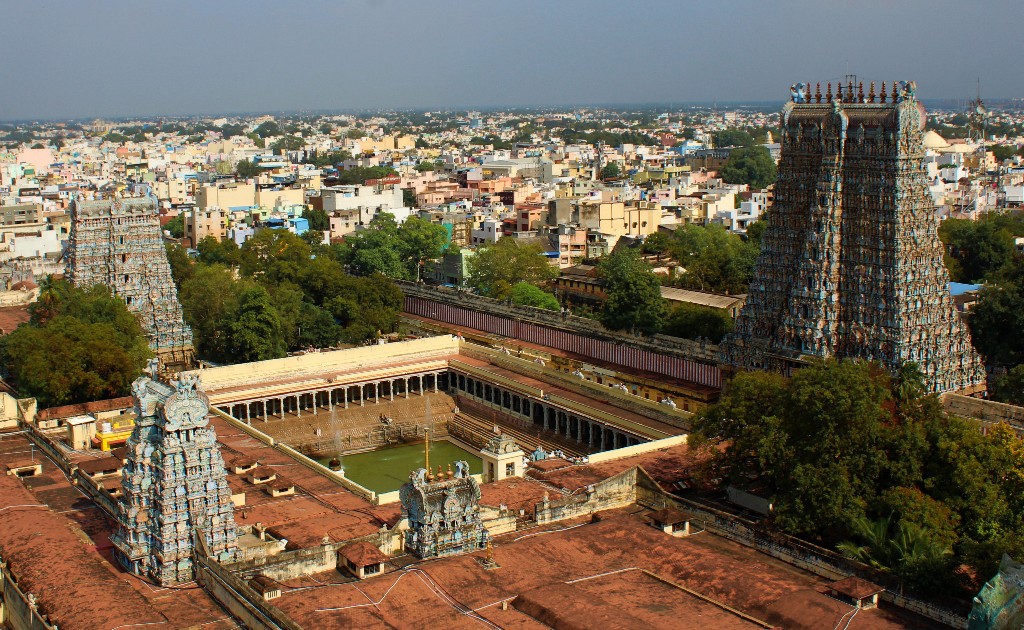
xmin=217 ymin=371 xmax=450 ymax=424
xmin=448 ymin=369 xmax=645 ymax=453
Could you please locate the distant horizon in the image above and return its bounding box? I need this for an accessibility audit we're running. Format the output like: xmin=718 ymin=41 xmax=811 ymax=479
xmin=3 ymin=96 xmax=1021 ymax=126
xmin=2 ymin=0 xmax=1021 ymax=122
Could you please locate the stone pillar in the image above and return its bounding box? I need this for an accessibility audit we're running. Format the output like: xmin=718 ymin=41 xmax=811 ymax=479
xmin=374 ymin=382 xmax=380 ymax=404
xmin=328 ymin=389 xmax=333 ymax=412
xmin=390 ymin=380 xmax=395 ymax=402
xmin=295 ymin=394 xmax=301 ymax=417
xmin=279 ymin=397 xmax=285 ymax=419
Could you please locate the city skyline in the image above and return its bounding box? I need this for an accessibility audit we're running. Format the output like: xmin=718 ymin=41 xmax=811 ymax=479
xmin=2 ymin=0 xmax=1022 ymax=120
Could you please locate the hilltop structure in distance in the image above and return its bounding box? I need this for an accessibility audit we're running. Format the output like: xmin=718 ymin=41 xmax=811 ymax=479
xmin=721 ymin=80 xmax=986 ymax=394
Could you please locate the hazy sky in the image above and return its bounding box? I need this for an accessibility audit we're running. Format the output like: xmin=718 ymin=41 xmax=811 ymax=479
xmin=2 ymin=0 xmax=1021 ymax=120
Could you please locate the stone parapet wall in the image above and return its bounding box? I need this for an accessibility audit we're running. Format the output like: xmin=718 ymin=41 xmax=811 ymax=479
xmin=400 ymin=282 xmax=722 ymax=388
xmin=943 ymin=393 xmax=1024 ymax=431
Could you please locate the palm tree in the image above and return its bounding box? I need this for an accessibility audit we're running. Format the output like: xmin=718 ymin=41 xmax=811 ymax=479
xmin=838 ymin=514 xmax=952 ymax=594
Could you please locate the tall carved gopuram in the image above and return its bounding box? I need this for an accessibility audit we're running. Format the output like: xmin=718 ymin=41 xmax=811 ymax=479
xmin=68 ymin=193 xmax=194 ymax=370
xmin=721 ymin=81 xmax=986 ymax=394
xmin=112 ymin=363 xmax=237 ymax=585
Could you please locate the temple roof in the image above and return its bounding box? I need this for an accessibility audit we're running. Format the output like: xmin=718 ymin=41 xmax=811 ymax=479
xmin=340 ymin=541 xmax=388 ymax=567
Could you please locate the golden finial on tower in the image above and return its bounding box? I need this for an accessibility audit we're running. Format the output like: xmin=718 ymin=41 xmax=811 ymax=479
xmin=880 ymin=81 xmax=887 ymax=103
xmin=424 ymin=428 xmax=430 ymax=474
xmin=857 ymin=82 xmax=864 ymax=103
xmin=868 ymin=81 xmax=876 ymax=103
xmin=815 ymin=82 xmax=822 ymax=103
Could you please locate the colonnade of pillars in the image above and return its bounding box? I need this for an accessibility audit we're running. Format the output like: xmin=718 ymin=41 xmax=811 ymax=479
xmin=220 ymin=371 xmax=449 ymax=424
xmin=449 ymin=371 xmax=642 ymax=452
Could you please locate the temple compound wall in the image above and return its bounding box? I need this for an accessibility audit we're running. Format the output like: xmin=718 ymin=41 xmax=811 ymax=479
xmin=722 ymin=81 xmax=986 ymax=393
xmin=112 ymin=365 xmax=238 ymax=586
xmin=67 ymin=194 xmax=194 ymax=370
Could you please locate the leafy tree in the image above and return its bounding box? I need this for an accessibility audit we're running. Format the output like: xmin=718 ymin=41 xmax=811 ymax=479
xmin=0 ymin=281 xmax=151 ymax=407
xmin=302 ymin=207 xmax=331 ymax=232
xmin=467 ymin=237 xmax=557 ymax=299
xmin=663 ymin=303 xmax=733 ymax=342
xmin=991 ymin=365 xmax=1024 ymax=406
xmin=938 ymin=216 xmax=1022 ymax=283
xmin=713 ymin=129 xmax=756 ymax=148
xmin=239 ymin=229 xmax=312 ymax=284
xmin=271 ymin=135 xmax=305 ymax=152
xmin=254 ymin=121 xmax=281 ymax=138
xmin=668 ymin=223 xmax=758 ymax=294
xmin=332 ymin=165 xmax=398 ymax=185
xmin=989 ymin=145 xmax=1017 ymax=162
xmin=165 ymin=243 xmax=194 ymax=286
xmin=837 ymin=514 xmax=953 ymax=594
xmin=235 ymin=159 xmax=262 ymax=179
xmin=415 ymin=160 xmax=443 ymax=172
xmin=304 ymin=149 xmax=352 ymax=168
xmin=720 ymin=146 xmax=777 ymax=190
xmin=968 ymin=280 xmax=1024 ymax=368
xmin=104 ymin=132 xmax=129 ymax=144
xmin=600 ymin=162 xmax=621 ymax=180
xmin=598 ymin=248 xmax=666 ymax=336
xmin=196 ymin=236 xmax=241 ymax=267
xmin=164 ymin=215 xmax=184 ymax=239
xmin=228 ymin=286 xmax=285 ymax=362
xmin=510 ymin=282 xmax=559 ymax=310
xmin=398 ymin=216 xmax=448 ymax=278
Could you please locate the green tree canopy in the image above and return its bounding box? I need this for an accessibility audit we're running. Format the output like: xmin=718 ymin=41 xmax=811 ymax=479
xmin=164 ymin=214 xmax=184 ymax=239
xmin=332 ymin=166 xmax=398 ymax=185
xmin=720 ymin=146 xmax=777 ymax=190
xmin=302 ymin=207 xmax=331 ymax=232
xmin=938 ymin=215 xmax=1024 ymax=283
xmin=270 ymin=135 xmax=305 ymax=152
xmin=0 ymin=280 xmax=151 ymax=407
xmin=467 ymin=237 xmax=557 ymax=299
xmin=254 ymin=121 xmax=281 ymax=138
xmin=652 ymin=223 xmax=758 ymax=294
xmin=694 ymin=358 xmax=1024 ymax=598
xmin=662 ymin=303 xmax=733 ymax=342
xmin=510 ymin=282 xmax=559 ymax=310
xmin=713 ymin=129 xmax=757 ymax=148
xmin=598 ymin=248 xmax=666 ymax=336
xmin=235 ymin=159 xmax=262 ymax=179
xmin=600 ymin=162 xmax=621 ymax=180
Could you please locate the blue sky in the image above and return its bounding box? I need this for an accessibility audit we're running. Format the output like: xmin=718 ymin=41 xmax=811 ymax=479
xmin=1 ymin=0 xmax=1020 ymax=119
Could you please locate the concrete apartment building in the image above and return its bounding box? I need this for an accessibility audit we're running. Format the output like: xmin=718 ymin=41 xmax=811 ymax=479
xmin=196 ymin=182 xmax=256 ymax=211
xmin=185 ymin=208 xmax=227 ymax=245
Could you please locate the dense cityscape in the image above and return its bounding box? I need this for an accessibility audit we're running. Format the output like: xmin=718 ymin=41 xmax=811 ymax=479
xmin=2 ymin=2 xmax=1024 ymax=629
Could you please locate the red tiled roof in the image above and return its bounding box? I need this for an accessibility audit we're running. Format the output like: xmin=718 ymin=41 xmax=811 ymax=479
xmin=648 ymin=507 xmax=689 ymax=525
xmin=36 ymin=396 xmax=133 ymax=421
xmin=0 ymin=305 xmax=30 ymax=336
xmin=76 ymin=456 xmax=123 ymax=475
xmin=829 ymin=576 xmax=884 ymax=600
xmin=0 ymin=470 xmax=167 ymax=630
xmin=339 ymin=541 xmax=388 ymax=567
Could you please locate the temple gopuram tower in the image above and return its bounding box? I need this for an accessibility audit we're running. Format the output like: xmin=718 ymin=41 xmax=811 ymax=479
xmin=68 ymin=193 xmax=194 ymax=371
xmin=111 ymin=363 xmax=237 ymax=585
xmin=399 ymin=460 xmax=488 ymax=559
xmin=721 ymin=81 xmax=986 ymax=394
